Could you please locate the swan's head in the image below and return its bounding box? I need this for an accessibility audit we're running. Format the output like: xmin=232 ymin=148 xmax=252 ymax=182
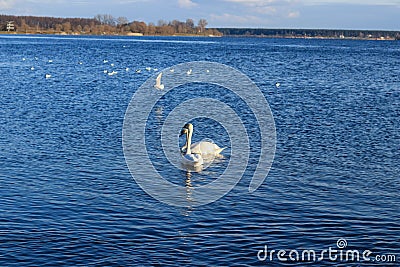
xmin=180 ymin=128 xmax=188 ymax=137
xmin=180 ymin=123 xmax=193 ymax=136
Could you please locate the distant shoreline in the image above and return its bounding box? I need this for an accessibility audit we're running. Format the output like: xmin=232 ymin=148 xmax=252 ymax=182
xmin=1 ymin=14 xmax=399 ymax=40
xmin=1 ymin=30 xmax=398 ymax=41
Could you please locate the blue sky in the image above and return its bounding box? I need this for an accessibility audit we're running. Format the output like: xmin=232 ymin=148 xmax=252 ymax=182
xmin=1 ymin=0 xmax=399 ymax=30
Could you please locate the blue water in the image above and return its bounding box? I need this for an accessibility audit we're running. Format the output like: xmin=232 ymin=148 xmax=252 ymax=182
xmin=0 ymin=35 xmax=399 ymax=266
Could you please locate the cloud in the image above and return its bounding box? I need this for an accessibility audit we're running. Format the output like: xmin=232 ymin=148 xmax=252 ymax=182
xmin=300 ymin=0 xmax=400 ymax=5
xmin=210 ymin=13 xmax=265 ymax=25
xmin=255 ymin=6 xmax=276 ymax=14
xmin=287 ymin=10 xmax=299 ymax=18
xmin=224 ymin=0 xmax=274 ymax=3
xmin=0 ymin=0 xmax=15 ymax=10
xmin=178 ymin=0 xmax=197 ymax=8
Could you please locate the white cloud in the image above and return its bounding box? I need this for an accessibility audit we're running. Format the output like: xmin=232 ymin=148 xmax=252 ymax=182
xmin=178 ymin=0 xmax=197 ymax=8
xmin=287 ymin=10 xmax=299 ymax=18
xmin=225 ymin=0 xmax=275 ymax=4
xmin=0 ymin=0 xmax=15 ymax=10
xmin=255 ymin=6 xmax=277 ymax=14
xmin=300 ymin=0 xmax=400 ymax=5
xmin=210 ymin=13 xmax=265 ymax=25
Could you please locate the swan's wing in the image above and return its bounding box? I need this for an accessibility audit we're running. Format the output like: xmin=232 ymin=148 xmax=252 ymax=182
xmin=190 ymin=141 xmax=225 ymax=155
xmin=155 ymin=72 xmax=162 ymax=86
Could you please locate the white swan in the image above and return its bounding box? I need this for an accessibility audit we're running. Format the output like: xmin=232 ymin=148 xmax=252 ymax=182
xmin=180 ymin=123 xmax=225 ymax=158
xmin=180 ymin=124 xmax=203 ymax=166
xmin=154 ymin=72 xmax=164 ymax=90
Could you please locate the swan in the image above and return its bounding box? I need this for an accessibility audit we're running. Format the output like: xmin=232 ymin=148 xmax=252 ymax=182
xmin=180 ymin=123 xmax=225 ymax=158
xmin=154 ymin=72 xmax=164 ymax=90
xmin=180 ymin=124 xmax=203 ymax=167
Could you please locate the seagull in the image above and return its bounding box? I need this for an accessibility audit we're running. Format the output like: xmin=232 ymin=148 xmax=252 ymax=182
xmin=48 ymin=60 xmax=53 ymax=63
xmin=145 ymin=67 xmax=152 ymax=71
xmin=103 ymin=60 xmax=108 ymax=63
xmin=170 ymin=69 xmax=175 ymax=73
xmin=30 ymin=67 xmax=35 ymax=71
xmin=108 ymin=71 xmax=118 ymax=76
xmin=187 ymin=69 xmax=192 ymax=75
xmin=45 ymin=74 xmax=51 ymax=79
xmin=135 ymin=69 xmax=141 ymax=73
xmin=153 ymin=68 xmax=158 ymax=71
xmin=206 ymin=69 xmax=210 ymax=73
xmin=110 ymin=63 xmax=115 ymax=67
xmin=275 ymin=82 xmax=281 ymax=88
xmin=103 ymin=70 xmax=108 ymax=74
xmin=154 ymin=73 xmax=164 ymax=90
xmin=126 ymin=67 xmax=130 ymax=72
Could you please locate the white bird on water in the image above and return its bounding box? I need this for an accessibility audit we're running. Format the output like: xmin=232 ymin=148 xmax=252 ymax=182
xmin=180 ymin=123 xmax=225 ymax=158
xmin=154 ymin=72 xmax=164 ymax=90
xmin=180 ymin=124 xmax=203 ymax=167
xmin=187 ymin=69 xmax=192 ymax=75
xmin=275 ymin=82 xmax=281 ymax=88
xmin=45 ymin=74 xmax=51 ymax=79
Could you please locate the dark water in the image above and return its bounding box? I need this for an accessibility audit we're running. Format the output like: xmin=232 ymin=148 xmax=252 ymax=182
xmin=0 ymin=35 xmax=399 ymax=266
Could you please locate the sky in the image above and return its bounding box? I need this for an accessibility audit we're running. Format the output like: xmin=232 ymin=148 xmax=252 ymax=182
xmin=0 ymin=0 xmax=399 ymax=30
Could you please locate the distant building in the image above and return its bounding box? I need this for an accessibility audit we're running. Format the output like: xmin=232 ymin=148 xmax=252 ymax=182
xmin=6 ymin=21 xmax=15 ymax=31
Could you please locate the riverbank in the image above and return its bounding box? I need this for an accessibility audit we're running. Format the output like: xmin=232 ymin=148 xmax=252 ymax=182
xmin=1 ymin=30 xmax=398 ymax=41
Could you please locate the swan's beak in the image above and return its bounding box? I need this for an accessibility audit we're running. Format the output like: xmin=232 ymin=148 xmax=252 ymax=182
xmin=179 ymin=129 xmax=187 ymax=137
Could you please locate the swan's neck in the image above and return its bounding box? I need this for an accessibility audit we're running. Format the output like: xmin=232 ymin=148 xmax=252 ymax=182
xmin=186 ymin=128 xmax=193 ymax=155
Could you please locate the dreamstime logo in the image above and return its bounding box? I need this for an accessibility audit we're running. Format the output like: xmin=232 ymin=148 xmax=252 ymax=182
xmin=122 ymin=61 xmax=276 ymax=207
xmin=336 ymin=238 xmax=347 ymax=249
xmin=257 ymin=238 xmax=398 ymax=263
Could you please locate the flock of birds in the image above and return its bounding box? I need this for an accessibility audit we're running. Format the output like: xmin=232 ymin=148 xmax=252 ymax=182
xmin=23 ymin=57 xmax=282 ymax=90
xmin=22 ymin=56 xmax=167 ymax=80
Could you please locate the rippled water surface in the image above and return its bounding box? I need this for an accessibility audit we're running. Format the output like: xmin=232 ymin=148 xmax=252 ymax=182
xmin=0 ymin=35 xmax=399 ymax=266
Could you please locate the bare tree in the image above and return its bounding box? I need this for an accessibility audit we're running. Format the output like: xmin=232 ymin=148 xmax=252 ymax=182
xmin=117 ymin=17 xmax=129 ymax=26
xmin=198 ymin=19 xmax=208 ymax=33
xmin=157 ymin=20 xmax=168 ymax=27
xmin=185 ymin=18 xmax=194 ymax=33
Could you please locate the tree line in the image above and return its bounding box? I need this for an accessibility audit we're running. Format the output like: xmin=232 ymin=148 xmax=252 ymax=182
xmin=0 ymin=14 xmax=222 ymax=36
xmin=217 ymin=28 xmax=400 ymax=40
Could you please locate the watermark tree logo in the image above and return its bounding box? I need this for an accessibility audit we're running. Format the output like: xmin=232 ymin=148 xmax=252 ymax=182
xmin=122 ymin=61 xmax=276 ymax=207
